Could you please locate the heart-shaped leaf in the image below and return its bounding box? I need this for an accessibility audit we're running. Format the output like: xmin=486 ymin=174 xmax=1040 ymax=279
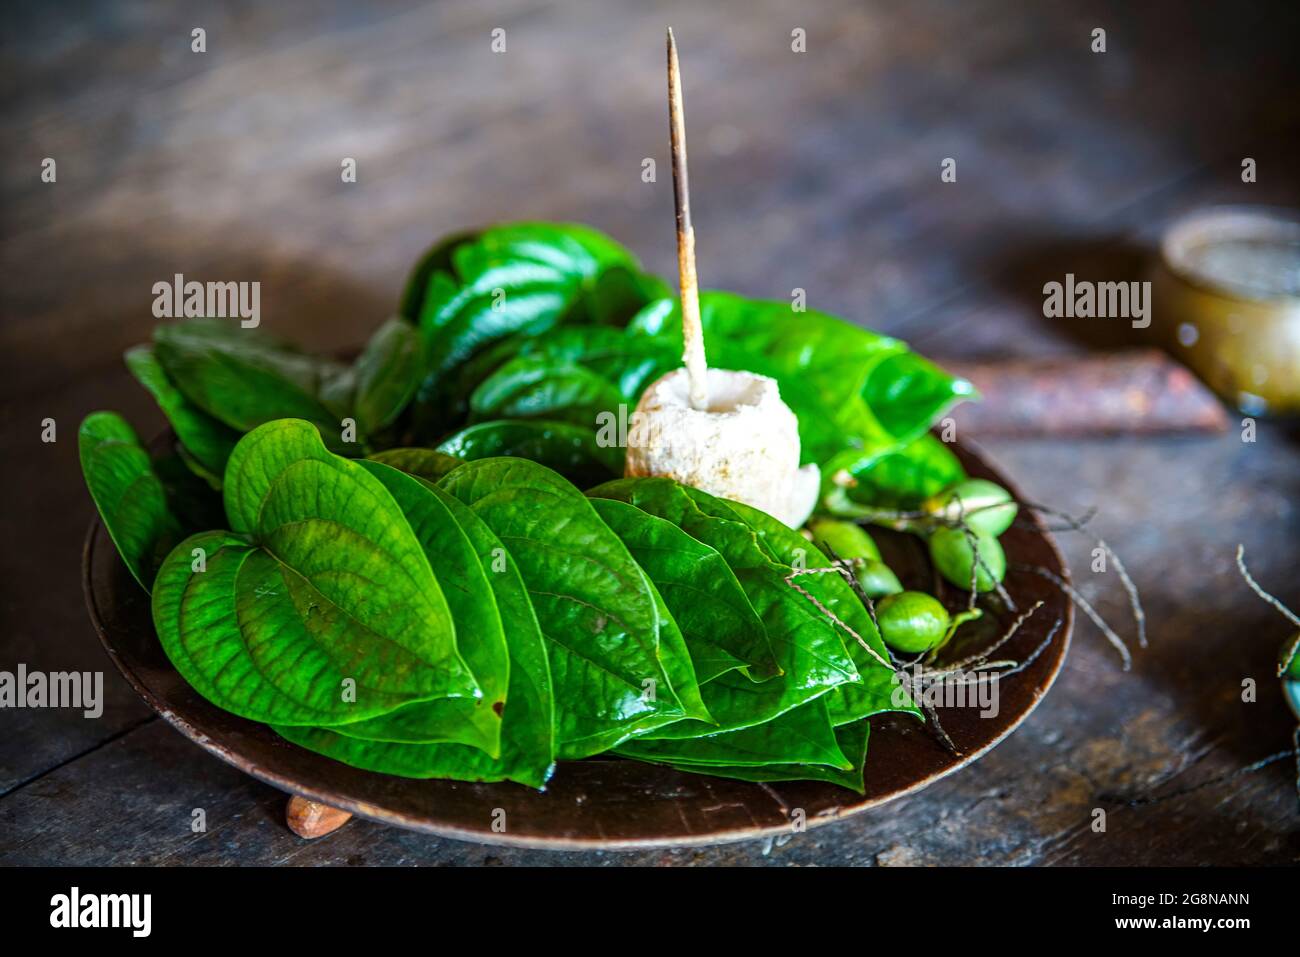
xmin=151 ymin=420 xmax=480 ymax=726
xmin=424 ymin=324 xmax=677 ymax=432
xmin=438 ymin=458 xmax=701 ymax=758
xmin=321 ymin=462 xmax=511 ymax=756
xmin=412 ymin=224 xmax=633 ymax=374
xmin=588 ymin=497 xmax=777 ymax=681
xmin=277 ymin=478 xmax=556 ymax=787
xmin=153 ymin=530 xmax=424 ymax=725
xmin=864 ymin=351 xmax=978 ymax=440
xmin=710 ymin=495 xmax=916 ymax=725
xmin=469 ymin=356 xmax=626 ymax=428
xmin=589 ymin=478 xmax=860 ymax=738
xmin=838 ymin=432 xmax=966 ymax=510
xmin=404 ymin=224 xmax=662 ymax=434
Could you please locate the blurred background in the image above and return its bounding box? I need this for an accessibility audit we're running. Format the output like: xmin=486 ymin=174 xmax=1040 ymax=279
xmin=2 ymin=0 xmax=1298 ymax=865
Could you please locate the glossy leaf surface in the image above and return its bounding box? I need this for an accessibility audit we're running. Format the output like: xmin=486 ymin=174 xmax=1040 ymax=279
xmin=79 ymin=412 xmax=182 ymax=590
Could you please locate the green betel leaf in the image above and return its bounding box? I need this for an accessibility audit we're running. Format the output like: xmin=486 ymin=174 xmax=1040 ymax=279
xmin=320 ymin=462 xmax=510 ymax=755
xmin=436 ymin=419 xmax=622 ymax=487
xmin=469 ymin=326 xmax=678 ymax=403
xmin=124 ymin=345 xmax=241 ymax=486
xmin=218 ymin=419 xmax=479 ymax=705
xmin=677 ymin=645 xmax=747 ymax=686
xmin=588 ymin=497 xmax=778 ymax=681
xmin=403 ymin=224 xmax=661 ymax=431
xmin=275 ymin=480 xmax=557 ymax=788
xmin=469 ymin=356 xmax=626 ymax=428
xmin=619 ymin=698 xmax=850 ymax=769
xmin=423 ymin=486 xmax=554 ymax=772
xmin=662 ymin=719 xmax=872 ymax=794
xmin=833 ymin=432 xmax=966 ymax=511
xmin=627 ymin=292 xmax=974 ymax=465
xmin=863 ymin=351 xmax=977 ymax=441
xmin=589 ymin=479 xmax=859 ymax=738
xmin=586 ymin=265 xmax=673 ymax=326
xmin=415 ymin=227 xmax=627 ymax=376
xmin=404 ymin=222 xmax=642 ymax=333
xmin=709 ymin=496 xmax=915 ymax=725
xmin=438 ymin=457 xmax=696 ymax=758
xmin=399 ymin=229 xmax=475 ymax=322
xmin=79 ymin=412 xmax=184 ymax=591
xmin=643 ymin=570 xmax=713 ymax=727
xmin=367 ymin=448 xmax=465 ymax=483
xmin=428 ymin=325 xmax=678 ymax=433
xmin=153 ymin=320 xmax=354 ymax=452
xmin=152 ymin=531 xmax=424 ymax=724
xmin=150 ymin=450 xmax=227 ymax=532
xmin=351 ymin=317 xmax=422 ymax=435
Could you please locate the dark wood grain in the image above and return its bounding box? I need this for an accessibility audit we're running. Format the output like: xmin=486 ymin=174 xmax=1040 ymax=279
xmin=2 ymin=0 xmax=1298 ymax=865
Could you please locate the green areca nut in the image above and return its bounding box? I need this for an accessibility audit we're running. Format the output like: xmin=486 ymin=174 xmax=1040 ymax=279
xmin=809 ymin=519 xmax=881 ymax=561
xmin=923 ymin=479 xmax=1018 ymax=537
xmin=856 ymin=559 xmax=903 ymax=599
xmin=876 ymin=591 xmax=951 ymax=654
xmin=928 ymin=525 xmax=1006 ymax=593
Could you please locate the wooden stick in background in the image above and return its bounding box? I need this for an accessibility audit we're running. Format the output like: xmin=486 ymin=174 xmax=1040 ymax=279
xmin=667 ymin=27 xmax=709 ymax=410
xmin=941 ymin=350 xmax=1230 ymax=436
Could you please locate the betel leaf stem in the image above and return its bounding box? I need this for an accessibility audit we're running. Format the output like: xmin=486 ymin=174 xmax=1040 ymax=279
xmin=667 ymin=27 xmax=708 ymax=410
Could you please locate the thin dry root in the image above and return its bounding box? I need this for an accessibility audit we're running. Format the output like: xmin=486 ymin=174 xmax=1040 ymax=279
xmin=943 ymin=600 xmax=1046 ymax=671
xmin=784 ymin=565 xmax=892 ymax=670
xmin=1018 ymin=563 xmax=1133 ymax=671
xmin=818 ymin=542 xmax=881 ymax=631
xmin=923 ymin=700 xmax=962 ymax=756
xmin=1236 ymin=545 xmax=1300 ymax=678
xmin=958 ymin=522 xmax=1017 ymax=612
xmin=784 ymin=557 xmax=1068 ymax=760
xmin=1021 ymin=500 xmax=1146 ymax=649
xmin=983 ymin=617 xmax=1064 ymax=680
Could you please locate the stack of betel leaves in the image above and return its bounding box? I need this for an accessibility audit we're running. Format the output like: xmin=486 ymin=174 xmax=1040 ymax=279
xmin=81 ymin=222 xmax=999 ymax=793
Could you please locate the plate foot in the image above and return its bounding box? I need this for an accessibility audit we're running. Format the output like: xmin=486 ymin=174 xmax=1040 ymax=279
xmin=286 ymin=796 xmax=352 ymax=839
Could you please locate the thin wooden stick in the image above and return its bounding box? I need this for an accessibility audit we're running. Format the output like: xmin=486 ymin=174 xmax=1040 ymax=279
xmin=667 ymin=27 xmax=709 ymax=410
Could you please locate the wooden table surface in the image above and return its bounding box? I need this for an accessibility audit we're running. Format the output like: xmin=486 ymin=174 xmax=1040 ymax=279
xmin=2 ymin=0 xmax=1298 ymax=866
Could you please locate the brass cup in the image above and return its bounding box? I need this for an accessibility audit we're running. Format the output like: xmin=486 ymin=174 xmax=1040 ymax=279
xmin=1149 ymin=206 xmax=1300 ymax=415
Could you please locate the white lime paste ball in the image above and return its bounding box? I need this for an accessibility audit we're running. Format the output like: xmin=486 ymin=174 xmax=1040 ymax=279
xmin=626 ymin=367 xmax=820 ymax=527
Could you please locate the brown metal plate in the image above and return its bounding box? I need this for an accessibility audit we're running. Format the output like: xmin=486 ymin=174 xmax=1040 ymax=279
xmin=83 ymin=441 xmax=1072 ymax=850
